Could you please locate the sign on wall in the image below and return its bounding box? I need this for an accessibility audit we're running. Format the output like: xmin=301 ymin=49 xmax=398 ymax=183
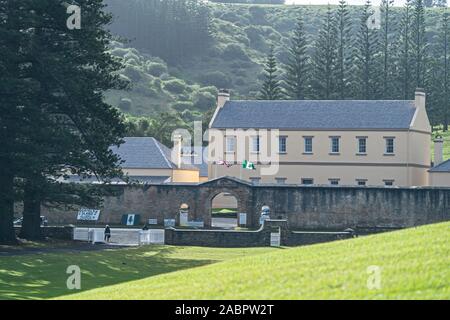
xmin=179 ymin=210 xmax=189 ymax=226
xmin=77 ymin=209 xmax=100 ymax=221
xmin=164 ymin=219 xmax=176 ymax=227
xmin=239 ymin=213 xmax=247 ymax=226
xmin=121 ymin=214 xmax=141 ymax=226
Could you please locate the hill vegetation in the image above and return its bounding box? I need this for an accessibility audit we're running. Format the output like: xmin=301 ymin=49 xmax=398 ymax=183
xmin=60 ymin=222 xmax=450 ymax=300
xmin=106 ymin=1 xmax=449 ymax=134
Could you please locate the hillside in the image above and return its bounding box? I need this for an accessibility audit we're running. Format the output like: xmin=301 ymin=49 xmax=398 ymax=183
xmin=104 ymin=2 xmax=447 ymax=118
xmin=59 ymin=222 xmax=450 ymax=300
xmin=105 ymin=41 xmax=217 ymax=117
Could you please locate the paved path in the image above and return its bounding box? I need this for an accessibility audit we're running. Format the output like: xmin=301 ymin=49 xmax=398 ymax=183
xmin=212 ymin=217 xmax=237 ymax=229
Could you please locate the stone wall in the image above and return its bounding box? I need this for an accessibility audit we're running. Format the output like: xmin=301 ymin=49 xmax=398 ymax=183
xmin=14 ymin=226 xmax=74 ymax=240
xmin=165 ymin=220 xmax=353 ymax=247
xmin=41 ymin=177 xmax=450 ymax=231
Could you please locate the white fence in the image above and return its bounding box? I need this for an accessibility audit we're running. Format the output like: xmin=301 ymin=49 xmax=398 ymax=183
xmin=73 ymin=227 xmax=165 ymax=245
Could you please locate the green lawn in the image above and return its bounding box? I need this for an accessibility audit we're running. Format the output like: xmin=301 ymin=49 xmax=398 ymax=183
xmin=59 ymin=222 xmax=449 ymax=300
xmin=0 ymin=246 xmax=274 ymax=300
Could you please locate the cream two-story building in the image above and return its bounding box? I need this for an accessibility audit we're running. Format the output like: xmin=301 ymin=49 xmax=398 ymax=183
xmin=208 ymin=89 xmax=432 ymax=187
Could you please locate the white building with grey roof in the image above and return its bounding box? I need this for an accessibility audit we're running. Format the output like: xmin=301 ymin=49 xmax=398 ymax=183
xmin=207 ymin=88 xmax=440 ymax=187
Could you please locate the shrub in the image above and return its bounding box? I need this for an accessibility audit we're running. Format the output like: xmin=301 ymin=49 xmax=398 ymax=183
xmin=110 ymin=47 xmax=128 ymax=57
xmin=222 ymin=44 xmax=249 ymax=61
xmin=118 ymin=98 xmax=132 ymax=111
xmin=193 ymin=91 xmax=216 ymax=111
xmin=199 ymin=86 xmax=218 ymax=96
xmin=172 ymin=101 xmax=194 ymax=112
xmin=198 ymin=71 xmax=232 ymax=89
xmin=146 ymin=62 xmax=167 ymax=77
xmin=124 ymin=66 xmax=142 ymax=82
xmin=163 ymin=79 xmax=187 ymax=94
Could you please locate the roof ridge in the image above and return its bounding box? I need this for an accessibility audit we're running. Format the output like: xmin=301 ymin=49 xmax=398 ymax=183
xmin=151 ymin=137 xmax=174 ymax=169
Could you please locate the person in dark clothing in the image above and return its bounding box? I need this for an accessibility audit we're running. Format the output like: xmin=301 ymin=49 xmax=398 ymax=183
xmin=142 ymin=223 xmax=149 ymax=231
xmin=104 ymin=225 xmax=111 ymax=242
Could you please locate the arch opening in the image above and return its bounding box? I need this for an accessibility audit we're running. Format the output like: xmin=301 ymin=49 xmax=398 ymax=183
xmin=211 ymin=192 xmax=238 ymax=229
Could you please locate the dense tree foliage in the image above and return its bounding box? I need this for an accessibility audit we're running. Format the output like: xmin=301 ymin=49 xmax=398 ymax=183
xmin=0 ymin=0 xmax=126 ymax=243
xmin=105 ymin=0 xmax=211 ymax=64
xmin=285 ymin=14 xmax=309 ymax=100
xmin=105 ymin=1 xmax=449 ymax=130
xmin=259 ymin=46 xmax=284 ymax=100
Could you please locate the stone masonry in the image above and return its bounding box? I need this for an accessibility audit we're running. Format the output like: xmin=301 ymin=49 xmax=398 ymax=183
xmin=42 ymin=177 xmax=450 ymax=231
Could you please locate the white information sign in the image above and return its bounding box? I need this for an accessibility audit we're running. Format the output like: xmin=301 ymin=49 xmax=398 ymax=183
xmin=239 ymin=213 xmax=247 ymax=226
xmin=77 ymin=209 xmax=100 ymax=221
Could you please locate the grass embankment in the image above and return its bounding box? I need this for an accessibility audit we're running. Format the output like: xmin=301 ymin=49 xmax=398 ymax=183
xmin=0 ymin=246 xmax=274 ymax=300
xmin=61 ymin=222 xmax=449 ymax=300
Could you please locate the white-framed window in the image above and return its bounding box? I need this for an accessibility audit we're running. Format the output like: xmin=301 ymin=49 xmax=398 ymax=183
xmin=329 ymin=179 xmax=340 ymax=185
xmin=356 ymin=179 xmax=367 ymax=186
xmin=357 ymin=137 xmax=367 ymax=154
xmin=278 ymin=136 xmax=287 ymax=153
xmin=225 ymin=136 xmax=236 ymax=153
xmin=251 ymin=136 xmax=260 ymax=153
xmin=330 ymin=137 xmax=340 ymax=153
xmin=385 ymin=137 xmax=395 ymax=154
xmin=384 ymin=180 xmax=394 ymax=186
xmin=301 ymin=178 xmax=314 ymax=185
xmin=304 ymin=136 xmax=313 ymax=153
xmin=275 ymin=177 xmax=287 ymax=185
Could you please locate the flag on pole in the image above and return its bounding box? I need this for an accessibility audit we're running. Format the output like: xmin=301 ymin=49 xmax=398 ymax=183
xmin=242 ymin=160 xmax=256 ymax=170
xmin=217 ymin=160 xmax=232 ymax=167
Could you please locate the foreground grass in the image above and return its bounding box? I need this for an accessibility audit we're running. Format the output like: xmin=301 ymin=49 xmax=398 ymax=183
xmin=61 ymin=222 xmax=449 ymax=300
xmin=0 ymin=246 xmax=274 ymax=300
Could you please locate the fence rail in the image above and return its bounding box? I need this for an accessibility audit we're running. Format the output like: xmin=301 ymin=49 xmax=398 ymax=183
xmin=73 ymin=227 xmax=165 ymax=245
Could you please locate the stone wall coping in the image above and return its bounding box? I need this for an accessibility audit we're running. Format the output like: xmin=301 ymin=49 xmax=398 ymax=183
xmin=291 ymin=231 xmax=352 ymax=235
xmin=166 ymin=227 xmax=263 ymax=233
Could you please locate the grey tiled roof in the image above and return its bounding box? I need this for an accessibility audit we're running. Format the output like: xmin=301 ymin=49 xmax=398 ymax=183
xmin=210 ymin=100 xmax=417 ymax=129
xmin=429 ymin=159 xmax=450 ymax=172
xmin=111 ymin=137 xmax=174 ymax=169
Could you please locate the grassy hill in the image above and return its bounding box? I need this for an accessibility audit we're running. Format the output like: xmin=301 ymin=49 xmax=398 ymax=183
xmin=105 ymin=2 xmax=446 ymax=117
xmin=0 ymin=246 xmax=274 ymax=300
xmin=59 ymin=222 xmax=449 ymax=300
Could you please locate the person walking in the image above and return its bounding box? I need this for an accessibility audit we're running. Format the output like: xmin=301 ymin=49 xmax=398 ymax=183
xmin=104 ymin=225 xmax=111 ymax=243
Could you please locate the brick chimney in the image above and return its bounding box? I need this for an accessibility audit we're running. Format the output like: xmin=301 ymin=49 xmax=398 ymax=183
xmin=434 ymin=136 xmax=444 ymax=166
xmin=217 ymin=89 xmax=230 ymax=109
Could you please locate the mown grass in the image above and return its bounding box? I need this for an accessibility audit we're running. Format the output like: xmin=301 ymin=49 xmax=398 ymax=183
xmin=0 ymin=246 xmax=274 ymax=300
xmin=60 ymin=222 xmax=449 ymax=300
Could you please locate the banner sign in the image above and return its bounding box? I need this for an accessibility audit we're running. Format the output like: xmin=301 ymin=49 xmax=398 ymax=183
xmin=164 ymin=219 xmax=175 ymax=227
xmin=239 ymin=213 xmax=247 ymax=226
xmin=77 ymin=209 xmax=100 ymax=221
xmin=121 ymin=214 xmax=141 ymax=226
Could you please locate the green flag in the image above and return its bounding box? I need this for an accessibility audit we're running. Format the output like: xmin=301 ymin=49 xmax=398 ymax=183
xmin=242 ymin=160 xmax=256 ymax=170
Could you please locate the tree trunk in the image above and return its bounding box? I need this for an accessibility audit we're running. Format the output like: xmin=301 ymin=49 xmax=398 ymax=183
xmin=19 ymin=180 xmax=44 ymax=240
xmin=0 ymin=170 xmax=17 ymax=244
